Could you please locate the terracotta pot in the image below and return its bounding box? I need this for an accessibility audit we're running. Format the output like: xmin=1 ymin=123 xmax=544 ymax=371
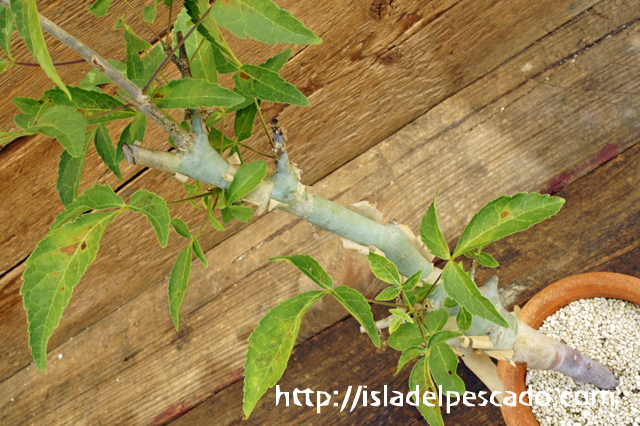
xmin=497 ymin=272 xmax=640 ymax=426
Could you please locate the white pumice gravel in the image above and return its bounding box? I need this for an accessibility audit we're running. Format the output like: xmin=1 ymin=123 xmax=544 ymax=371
xmin=526 ymin=297 xmax=640 ymax=426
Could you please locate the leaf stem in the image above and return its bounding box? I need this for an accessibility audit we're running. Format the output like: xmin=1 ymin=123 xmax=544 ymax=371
xmin=254 ymin=99 xmax=274 ymax=146
xmin=121 ymin=0 xmax=165 ymax=46
xmin=87 ymin=103 xmax=133 ymax=120
xmin=238 ymin=142 xmax=274 ymax=158
xmin=142 ymin=2 xmax=214 ymax=94
xmin=168 ymin=191 xmax=216 ymax=206
xmin=219 ymin=111 xmax=225 ymax=156
xmin=165 ymin=1 xmax=173 ymax=47
xmin=189 ymin=37 xmax=206 ymax=63
xmin=13 ymin=59 xmax=85 ymax=67
xmin=364 ymin=298 xmax=409 ymax=309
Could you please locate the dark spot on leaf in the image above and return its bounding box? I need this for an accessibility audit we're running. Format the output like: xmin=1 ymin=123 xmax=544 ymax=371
xmin=60 ymin=243 xmax=79 ymax=256
xmin=152 ymin=93 xmax=164 ymax=98
xmin=239 ymin=72 xmax=249 ymax=80
xmin=276 ymin=353 xmax=281 ymax=362
xmin=61 ymin=287 xmax=65 ymax=292
xmin=81 ymin=242 xmax=87 ymax=250
xmin=448 ymin=370 xmax=452 ymax=375
xmin=77 ymin=109 xmax=86 ymax=115
xmin=500 ymin=211 xmax=509 ymax=219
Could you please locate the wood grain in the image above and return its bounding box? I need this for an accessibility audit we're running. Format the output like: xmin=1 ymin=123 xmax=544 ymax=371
xmin=1 ymin=0 xmax=639 ymax=423
xmin=172 ymin=133 xmax=640 ymax=426
xmin=0 ymin=0 xmax=614 ymax=274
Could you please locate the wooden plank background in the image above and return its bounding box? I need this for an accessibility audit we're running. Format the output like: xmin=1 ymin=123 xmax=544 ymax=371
xmin=0 ymin=0 xmax=639 ymax=424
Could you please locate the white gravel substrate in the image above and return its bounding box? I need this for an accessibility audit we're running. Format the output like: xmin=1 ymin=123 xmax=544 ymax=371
xmin=526 ymin=298 xmax=640 ymax=426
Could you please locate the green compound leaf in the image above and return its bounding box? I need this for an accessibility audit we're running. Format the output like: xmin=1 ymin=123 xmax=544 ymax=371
xmin=388 ymin=315 xmax=402 ymax=334
xmin=88 ymin=0 xmax=112 ymax=17
xmin=210 ymin=0 xmax=321 ymax=45
xmin=152 ymin=78 xmax=245 ymax=109
xmin=227 ymin=160 xmax=267 ymax=203
xmin=243 ymin=290 xmax=327 ymax=419
xmin=94 ymin=124 xmax=122 ymax=181
xmin=234 ymin=64 xmax=309 ymax=106
xmin=234 ymin=101 xmax=258 ymax=142
xmin=409 ymin=357 xmax=445 ymax=426
xmin=396 ymin=346 xmax=425 ymax=375
xmin=452 ymin=193 xmax=565 ymax=258
xmin=13 ymin=97 xmax=41 ymax=115
xmin=191 ymin=237 xmax=207 ymax=267
xmin=51 ymin=184 xmax=125 ymax=229
xmin=126 ymin=46 xmax=144 ymax=80
xmin=375 ymin=285 xmax=401 ymax=301
xmin=269 ymin=254 xmax=333 ymax=290
xmin=22 ymin=210 xmax=119 ymax=370
xmin=28 ymin=0 xmax=71 ymax=99
xmin=221 ymin=205 xmax=252 ymax=223
xmin=116 ymin=112 xmax=147 ymax=163
xmin=0 ymin=6 xmax=15 ymax=61
xmin=428 ymin=343 xmax=465 ymax=395
xmin=456 ymin=306 xmax=472 ymax=332
xmin=331 ymin=286 xmax=380 ymax=348
xmin=33 ymin=105 xmax=88 ymax=157
xmin=168 ymin=244 xmax=193 ymax=330
xmin=184 ymin=0 xmax=226 ymax=47
xmin=44 ymin=85 xmax=136 ymax=124
xmin=173 ymin=8 xmax=218 ymax=83
xmin=123 ymin=24 xmax=152 ymax=51
xmin=403 ymin=270 xmax=422 ymax=292
xmin=443 ymin=297 xmax=458 ymax=309
xmin=476 ymin=252 xmax=499 ymax=268
xmin=442 ymin=262 xmax=508 ymax=328
xmin=56 ymin=132 xmax=92 ymax=206
xmin=171 ymin=218 xmax=192 ymax=238
xmin=428 ymin=330 xmax=463 ymax=349
xmin=208 ymin=127 xmax=237 ymax=153
xmin=128 ymin=190 xmax=171 ymax=247
xmin=79 ymin=60 xmax=126 ymax=88
xmin=423 ymin=308 xmax=449 ymax=334
xmin=262 ymin=49 xmax=292 ymax=71
xmin=142 ymin=3 xmax=156 ymax=22
xmin=367 ymin=252 xmax=400 ymax=285
xmin=10 ymin=0 xmax=32 ymax=53
xmin=387 ymin=322 xmax=423 ymax=351
xmin=420 ymin=193 xmax=450 ymax=260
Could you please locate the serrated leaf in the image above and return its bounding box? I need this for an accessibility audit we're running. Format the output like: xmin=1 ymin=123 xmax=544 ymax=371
xmin=409 ymin=357 xmax=445 ymax=426
xmin=116 ymin=112 xmax=147 ymax=162
xmin=94 ymin=124 xmax=122 ymax=180
xmin=126 ymin=46 xmax=145 ymax=81
xmin=443 ymin=297 xmax=458 ymax=309
xmin=142 ymin=4 xmax=156 ymax=22
xmin=124 ymin=25 xmax=152 ymax=51
xmin=367 ymin=252 xmax=400 ymax=285
xmin=442 ymin=262 xmax=508 ymax=327
xmin=227 ymin=161 xmax=267 ymax=203
xmin=56 ymin=132 xmax=92 ymax=206
xmin=208 ymin=127 xmax=237 ymax=153
xmin=10 ymin=0 xmax=32 ymax=52
xmin=403 ymin=270 xmax=422 ymax=291
xmin=420 ymin=193 xmax=450 ymax=260
xmin=168 ymin=244 xmax=192 ymax=330
xmin=79 ymin=59 xmax=127 ymax=88
xmin=221 ymin=205 xmax=252 ymax=223
xmin=206 ymin=198 xmax=225 ymax=231
xmin=44 ymin=86 xmax=135 ymax=124
xmin=243 ymin=290 xmax=326 ymax=418
xmin=389 ymin=316 xmax=403 ymax=334
xmin=476 ymin=252 xmax=499 ymax=268
xmin=423 ymin=308 xmax=448 ymax=334
xmin=375 ymin=286 xmax=401 ymax=301
xmin=453 ymin=193 xmax=565 ymax=257
xmin=172 ymin=8 xmax=218 ymax=83
xmin=0 ymin=6 xmax=15 ymax=61
xmin=51 ymin=184 xmax=124 ymax=229
xmin=184 ymin=0 xmax=225 ymax=46
xmin=13 ymin=97 xmax=41 ymax=115
xmin=262 ymin=49 xmax=292 ymax=72
xmin=114 ymin=14 xmax=125 ymax=30
xmin=171 ymin=218 xmax=191 ymax=238
xmin=88 ymin=0 xmax=112 ymax=17
xmin=234 ymin=102 xmax=258 ymax=142
xmin=28 ymin=0 xmax=71 ymax=99
xmin=428 ymin=330 xmax=463 ymax=348
xmin=22 ymin=210 xmax=119 ymax=370
xmin=390 ymin=308 xmax=413 ymax=323
xmin=33 ymin=105 xmax=88 ymax=157
xmin=210 ymin=0 xmax=321 ymax=45
xmin=152 ymin=78 xmax=244 ymax=109
xmin=387 ymin=322 xmax=423 ymax=351
xmin=429 ymin=343 xmax=465 ymax=395
xmin=331 ymin=286 xmax=380 ymax=347
xmin=396 ymin=346 xmax=425 ymax=375
xmin=128 ymin=190 xmax=171 ymax=247
xmin=234 ymin=65 xmax=309 ymax=106
xmin=456 ymin=306 xmax=472 ymax=332
xmin=269 ymin=255 xmax=333 ymax=290
xmin=191 ymin=237 xmax=207 ymax=267
xmin=14 ymin=113 xmax=33 ymax=130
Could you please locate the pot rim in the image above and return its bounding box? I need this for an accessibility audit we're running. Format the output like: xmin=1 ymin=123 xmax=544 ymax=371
xmin=496 ymin=272 xmax=640 ymax=426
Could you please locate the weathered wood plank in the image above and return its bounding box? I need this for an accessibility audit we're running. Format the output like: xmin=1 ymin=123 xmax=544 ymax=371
xmin=172 ymin=132 xmax=640 ymax=426
xmin=0 ymin=0 xmax=610 ymax=275
xmin=0 ymin=2 xmax=639 ymax=423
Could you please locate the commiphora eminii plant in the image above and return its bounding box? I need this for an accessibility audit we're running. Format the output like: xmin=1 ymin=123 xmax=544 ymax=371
xmin=0 ymin=0 xmax=617 ymax=423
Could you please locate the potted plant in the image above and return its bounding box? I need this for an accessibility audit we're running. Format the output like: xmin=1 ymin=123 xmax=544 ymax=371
xmin=0 ymin=0 xmax=624 ymax=424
